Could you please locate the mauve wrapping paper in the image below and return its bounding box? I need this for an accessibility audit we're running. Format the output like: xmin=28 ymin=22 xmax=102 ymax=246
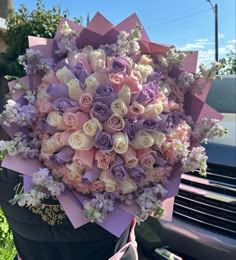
xmin=1 ymin=12 xmax=224 ymax=236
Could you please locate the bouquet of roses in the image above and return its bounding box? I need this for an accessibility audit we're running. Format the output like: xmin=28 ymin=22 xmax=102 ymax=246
xmin=0 ymin=13 xmax=226 ymax=236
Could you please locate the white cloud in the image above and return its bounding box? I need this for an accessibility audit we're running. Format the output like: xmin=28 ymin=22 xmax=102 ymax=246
xmin=227 ymin=39 xmax=236 ymax=44
xmin=178 ymin=38 xmax=214 ymax=50
xmin=218 ymin=33 xmax=224 ymax=39
xmin=178 ymin=38 xmax=235 ymax=67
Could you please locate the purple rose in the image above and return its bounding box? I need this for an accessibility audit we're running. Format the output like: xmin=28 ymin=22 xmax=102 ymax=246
xmin=158 ymin=113 xmax=173 ymax=132
xmin=154 ymin=152 xmax=167 ymax=167
xmin=147 ymin=70 xmax=162 ymax=83
xmin=130 ymin=164 xmax=145 ymax=185
xmin=94 ymin=83 xmax=117 ymax=107
xmin=99 ymin=44 xmax=114 ymax=56
xmin=52 ymin=98 xmax=79 ymax=112
xmin=50 ymin=146 xmax=75 ymax=166
xmin=82 ymin=164 xmax=100 ymax=185
xmin=143 ymin=118 xmax=161 ymax=131
xmin=136 ymin=81 xmax=161 ymax=105
xmin=46 ymin=83 xmax=69 ymax=101
xmin=111 ymin=56 xmax=130 ymax=73
xmin=94 ymin=131 xmax=113 ymax=151
xmin=72 ymin=62 xmax=89 ymax=86
xmin=90 ymin=102 xmax=110 ymax=122
xmin=36 ymin=118 xmax=57 ymax=135
xmin=171 ymin=111 xmax=185 ymax=128
xmin=124 ymin=118 xmax=138 ymax=140
xmin=168 ymin=64 xmax=181 ymax=79
xmin=110 ymin=156 xmax=127 ymax=181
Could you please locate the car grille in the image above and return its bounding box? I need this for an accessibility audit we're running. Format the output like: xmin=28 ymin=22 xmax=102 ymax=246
xmin=173 ymin=163 xmax=236 ymax=236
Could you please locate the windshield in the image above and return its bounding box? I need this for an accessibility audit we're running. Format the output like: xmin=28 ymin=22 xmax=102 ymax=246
xmin=206 ymin=75 xmax=236 ymax=113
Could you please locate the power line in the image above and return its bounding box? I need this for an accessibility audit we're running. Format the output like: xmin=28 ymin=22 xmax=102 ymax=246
xmin=146 ymin=7 xmax=212 ymax=30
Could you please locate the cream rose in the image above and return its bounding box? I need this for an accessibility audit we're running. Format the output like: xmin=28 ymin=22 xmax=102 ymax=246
xmin=99 ymin=170 xmax=117 ymax=192
xmin=56 ymin=66 xmax=76 ymax=84
xmin=131 ymin=130 xmax=154 ymax=149
xmin=142 ymin=103 xmax=163 ymax=119
xmin=135 ymin=63 xmax=153 ymax=83
xmin=117 ymin=85 xmax=131 ymax=106
xmin=152 ymin=131 xmax=166 ymax=146
xmin=66 ymin=78 xmax=84 ymax=100
xmin=83 ymin=118 xmax=102 ymax=137
xmin=68 ymin=130 xmax=94 ymax=150
xmin=112 ymin=132 xmax=129 ymax=154
xmin=117 ymin=178 xmax=137 ymax=194
xmin=89 ymin=49 xmax=106 ymax=72
xmin=47 ymin=111 xmax=68 ymax=130
xmin=66 ymin=162 xmax=84 ymax=177
xmin=85 ymin=75 xmax=100 ymax=96
xmin=41 ymin=139 xmax=61 ymax=155
xmin=111 ymin=98 xmax=128 ymax=117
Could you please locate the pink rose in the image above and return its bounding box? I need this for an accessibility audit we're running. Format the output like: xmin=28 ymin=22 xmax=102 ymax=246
xmin=42 ymin=69 xmax=61 ymax=86
xmin=73 ymin=149 xmax=96 ymax=169
xmin=145 ymin=166 xmax=172 ymax=184
xmin=137 ymin=148 xmax=156 ymax=169
xmin=95 ymin=150 xmax=116 ymax=169
xmin=63 ymin=111 xmax=89 ymax=130
xmin=123 ymin=70 xmax=142 ymax=94
xmin=51 ymin=130 xmax=73 ymax=147
xmin=89 ymin=180 xmax=105 ymax=193
xmin=109 ymin=73 xmax=124 ymax=93
xmin=36 ymin=99 xmax=52 ymax=115
xmin=103 ymin=114 xmax=125 ymax=133
xmin=126 ymin=101 xmax=145 ymax=118
xmin=121 ymin=146 xmax=138 ymax=168
xmin=79 ymin=93 xmax=93 ymax=113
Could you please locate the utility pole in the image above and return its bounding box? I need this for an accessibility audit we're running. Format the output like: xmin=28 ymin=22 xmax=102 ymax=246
xmin=207 ymin=0 xmax=219 ymax=61
xmin=0 ymin=0 xmax=13 ymax=19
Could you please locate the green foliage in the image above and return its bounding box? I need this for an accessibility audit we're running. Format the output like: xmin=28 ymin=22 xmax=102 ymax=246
xmin=220 ymin=50 xmax=236 ymax=75
xmin=0 ymin=208 xmax=16 ymax=260
xmin=0 ymin=0 xmax=82 ymax=77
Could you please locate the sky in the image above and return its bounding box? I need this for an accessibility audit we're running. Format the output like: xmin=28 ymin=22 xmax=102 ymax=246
xmin=13 ymin=0 xmax=236 ymax=66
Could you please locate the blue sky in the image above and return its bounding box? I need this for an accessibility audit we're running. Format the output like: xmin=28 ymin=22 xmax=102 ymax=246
xmin=14 ymin=0 xmax=235 ymax=66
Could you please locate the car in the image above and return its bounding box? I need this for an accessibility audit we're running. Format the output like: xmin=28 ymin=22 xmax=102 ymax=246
xmin=136 ymin=75 xmax=236 ymax=260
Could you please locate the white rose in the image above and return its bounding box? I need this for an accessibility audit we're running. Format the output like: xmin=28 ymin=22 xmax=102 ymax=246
xmin=47 ymin=111 xmax=68 ymax=130
xmin=135 ymin=64 xmax=153 ymax=82
xmin=131 ymin=130 xmax=154 ymax=149
xmin=83 ymin=118 xmax=102 ymax=136
xmin=68 ymin=130 xmax=94 ymax=150
xmin=56 ymin=66 xmax=75 ymax=84
xmin=66 ymin=78 xmax=84 ymax=100
xmin=88 ymin=49 xmax=106 ymax=72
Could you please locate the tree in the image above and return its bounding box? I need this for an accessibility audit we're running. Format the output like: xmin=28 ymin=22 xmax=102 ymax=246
xmin=0 ymin=0 xmax=82 ymax=77
xmin=221 ymin=50 xmax=236 ymax=75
